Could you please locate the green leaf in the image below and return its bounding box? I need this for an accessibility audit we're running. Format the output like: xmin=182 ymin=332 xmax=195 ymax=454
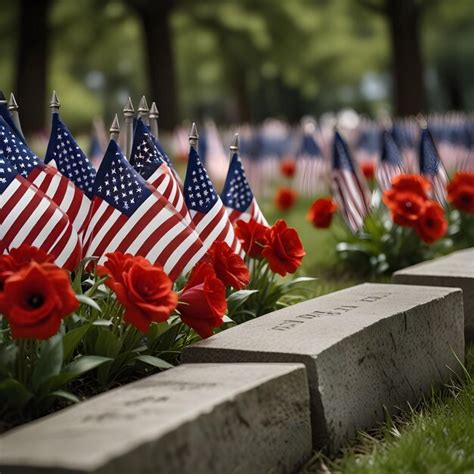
xmin=136 ymin=355 xmax=173 ymax=369
xmin=46 ymin=390 xmax=80 ymax=404
xmin=0 ymin=342 xmax=18 ymax=375
xmin=31 ymin=334 xmax=63 ymax=392
xmin=47 ymin=355 xmax=112 ymax=392
xmin=63 ymin=324 xmax=91 ymax=361
xmin=0 ymin=377 xmax=33 ymax=408
xmin=227 ymin=289 xmax=259 ymax=313
xmin=92 ymin=319 xmax=113 ymax=327
xmin=77 ymin=294 xmax=102 ymax=312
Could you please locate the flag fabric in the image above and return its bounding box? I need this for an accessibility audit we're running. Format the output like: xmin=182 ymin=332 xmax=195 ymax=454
xmin=45 ymin=112 xmax=96 ymax=199
xmin=419 ymin=128 xmax=448 ymax=204
xmin=0 ymin=117 xmax=90 ymax=234
xmin=331 ymin=131 xmax=371 ymax=233
xmin=83 ymin=139 xmax=205 ymax=281
xmin=221 ymin=150 xmax=268 ymax=226
xmin=0 ymin=154 xmax=81 ymax=269
xmin=184 ymin=145 xmax=242 ymax=255
xmin=376 ymin=130 xmax=405 ymax=191
xmin=130 ymin=118 xmax=190 ymax=222
xmin=294 ymin=126 xmax=329 ymax=196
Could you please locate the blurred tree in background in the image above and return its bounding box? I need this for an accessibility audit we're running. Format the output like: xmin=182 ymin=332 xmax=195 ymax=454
xmin=0 ymin=0 xmax=473 ymax=134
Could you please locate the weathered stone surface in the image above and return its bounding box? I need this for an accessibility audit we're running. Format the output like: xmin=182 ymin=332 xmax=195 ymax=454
xmin=0 ymin=363 xmax=311 ymax=474
xmin=393 ymin=248 xmax=474 ymax=340
xmin=183 ymin=283 xmax=464 ymax=451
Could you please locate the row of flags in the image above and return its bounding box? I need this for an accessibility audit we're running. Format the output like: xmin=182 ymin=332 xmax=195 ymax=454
xmin=332 ymin=125 xmax=450 ymax=233
xmin=1 ymin=91 xmax=470 ymax=278
xmin=0 ymin=95 xmax=266 ymax=281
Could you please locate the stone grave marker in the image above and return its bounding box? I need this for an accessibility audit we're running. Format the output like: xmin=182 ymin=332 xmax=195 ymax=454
xmin=0 ymin=363 xmax=311 ymax=474
xmin=393 ymin=248 xmax=474 ymax=339
xmin=183 ymin=283 xmax=464 ymax=451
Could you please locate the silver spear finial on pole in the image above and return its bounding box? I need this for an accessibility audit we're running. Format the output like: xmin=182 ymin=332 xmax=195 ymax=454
xmin=137 ymin=95 xmax=149 ymax=125
xmin=8 ymin=92 xmax=25 ymax=139
xmin=49 ymin=90 xmax=60 ymax=114
xmin=123 ymin=97 xmax=134 ymax=159
xmin=109 ymin=114 xmax=120 ymax=142
xmin=149 ymin=101 xmax=159 ymax=138
xmin=229 ymin=133 xmax=239 ymax=154
xmin=189 ymin=122 xmax=199 ymax=150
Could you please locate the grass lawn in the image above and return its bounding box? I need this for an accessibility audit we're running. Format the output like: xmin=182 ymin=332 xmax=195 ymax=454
xmin=263 ymin=196 xmax=474 ymax=474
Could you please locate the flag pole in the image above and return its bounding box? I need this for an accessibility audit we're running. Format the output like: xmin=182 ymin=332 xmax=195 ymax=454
xmin=8 ymin=93 xmax=25 ymax=139
xmin=189 ymin=122 xmax=199 ymax=151
xmin=137 ymin=95 xmax=149 ymax=125
xmin=123 ymin=97 xmax=134 ymax=159
xmin=109 ymin=114 xmax=120 ymax=142
xmin=149 ymin=101 xmax=159 ymax=138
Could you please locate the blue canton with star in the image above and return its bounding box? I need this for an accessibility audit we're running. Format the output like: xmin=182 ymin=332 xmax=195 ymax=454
xmin=221 ymin=152 xmax=253 ymax=212
xmin=0 ymin=154 xmax=19 ymax=193
xmin=419 ymin=129 xmax=440 ymax=176
xmin=333 ymin=131 xmax=356 ymax=172
xmin=45 ymin=113 xmax=97 ymax=198
xmin=0 ymin=117 xmax=41 ymax=177
xmin=381 ymin=130 xmax=403 ymax=165
xmin=130 ymin=119 xmax=164 ymax=180
xmin=94 ymin=139 xmax=151 ymax=217
xmin=184 ymin=146 xmax=218 ymax=213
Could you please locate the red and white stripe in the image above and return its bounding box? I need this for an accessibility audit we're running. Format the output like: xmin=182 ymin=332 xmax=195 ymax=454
xmin=294 ymin=156 xmax=330 ymax=197
xmin=375 ymin=162 xmax=404 ymax=192
xmin=146 ymin=163 xmax=191 ymax=224
xmin=226 ymin=200 xmax=268 ymax=227
xmin=83 ymin=192 xmax=206 ymax=281
xmin=426 ymin=167 xmax=449 ymax=205
xmin=27 ymin=163 xmax=91 ymax=236
xmin=1 ymin=175 xmax=82 ymax=270
xmin=190 ymin=199 xmax=243 ymax=256
xmin=332 ymin=168 xmax=370 ymax=233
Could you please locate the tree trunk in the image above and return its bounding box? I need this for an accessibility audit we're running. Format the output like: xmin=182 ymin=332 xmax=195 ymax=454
xmin=15 ymin=0 xmax=51 ymax=135
xmin=386 ymin=0 xmax=426 ymax=116
xmin=129 ymin=0 xmax=178 ymax=131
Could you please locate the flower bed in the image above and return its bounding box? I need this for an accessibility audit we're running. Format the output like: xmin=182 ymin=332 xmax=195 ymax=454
xmin=0 ymin=219 xmax=311 ymax=431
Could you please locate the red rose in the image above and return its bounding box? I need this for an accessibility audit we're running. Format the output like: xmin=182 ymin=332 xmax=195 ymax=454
xmin=9 ymin=244 xmax=54 ymax=267
xmin=280 ymin=159 xmax=296 ymax=178
xmin=98 ymin=253 xmax=177 ymax=333
xmin=178 ymin=262 xmax=227 ymax=338
xmin=416 ymin=201 xmax=448 ymax=243
xmin=307 ymin=197 xmax=337 ymax=229
xmin=447 ymin=172 xmax=474 ymax=214
xmin=235 ymin=220 xmax=269 ymax=259
xmin=275 ymin=187 xmax=297 ymax=211
xmin=0 ymin=255 xmax=16 ymax=294
xmin=383 ymin=190 xmax=427 ymax=227
xmin=0 ymin=262 xmax=78 ymax=340
xmin=360 ymin=161 xmax=375 ymax=180
xmin=203 ymin=241 xmax=250 ymax=290
xmin=390 ymin=174 xmax=431 ymax=200
xmin=262 ymin=219 xmax=305 ymax=276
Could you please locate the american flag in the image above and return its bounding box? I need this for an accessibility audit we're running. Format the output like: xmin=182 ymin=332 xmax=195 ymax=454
xmin=294 ymin=126 xmax=329 ymax=196
xmin=376 ymin=130 xmax=405 ymax=191
xmin=0 ymin=154 xmax=81 ymax=270
xmin=130 ymin=118 xmax=190 ymax=222
xmin=419 ymin=128 xmax=448 ymax=204
xmin=45 ymin=111 xmax=96 ymax=200
xmin=83 ymin=139 xmax=205 ymax=281
xmin=0 ymin=117 xmax=90 ymax=234
xmin=184 ymin=145 xmax=242 ymax=255
xmin=221 ymin=149 xmax=268 ymax=226
xmin=331 ymin=131 xmax=371 ymax=233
